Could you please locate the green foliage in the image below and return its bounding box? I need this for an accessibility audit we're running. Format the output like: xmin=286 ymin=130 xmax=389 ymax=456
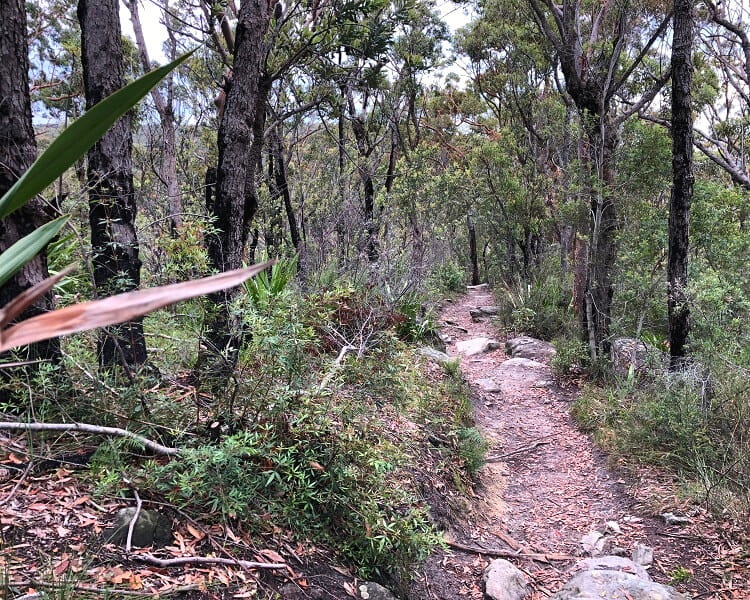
xmin=243 ymin=255 xmax=298 ymax=309
xmin=571 ymin=362 xmax=750 ymax=516
xmin=143 ymin=411 xmax=439 ymax=580
xmin=428 ymin=261 xmax=465 ymax=294
xmin=551 ymin=337 xmax=588 ymax=376
xmin=454 ymin=427 xmax=487 ymax=476
xmin=497 ymin=258 xmax=574 ymax=340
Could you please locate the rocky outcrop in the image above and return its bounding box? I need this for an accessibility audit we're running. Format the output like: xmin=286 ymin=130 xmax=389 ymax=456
xmin=552 ymin=557 xmax=687 ymax=599
xmin=483 ymin=559 xmax=529 ymax=600
xmin=456 ymin=337 xmax=502 ymax=357
xmin=505 ymin=337 xmax=556 ymax=362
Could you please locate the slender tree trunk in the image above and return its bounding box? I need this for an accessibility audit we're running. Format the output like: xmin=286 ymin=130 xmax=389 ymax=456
xmin=0 ymin=0 xmax=62 ymax=376
xmin=194 ymin=0 xmax=269 ymax=388
xmin=668 ymin=0 xmax=694 ymax=367
xmin=271 ymin=126 xmax=301 ymax=255
xmin=583 ymin=116 xmax=618 ymax=358
xmin=467 ymin=212 xmax=480 ymax=286
xmin=127 ymin=0 xmax=182 ymax=234
xmin=78 ymin=0 xmax=147 ymax=370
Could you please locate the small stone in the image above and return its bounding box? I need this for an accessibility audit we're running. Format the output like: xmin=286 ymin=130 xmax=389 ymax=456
xmin=103 ymin=508 xmax=172 ymax=548
xmin=605 ymin=520 xmax=621 ymax=535
xmin=580 ymin=531 xmax=605 ymax=556
xmin=632 ymin=543 xmax=654 ymax=567
xmin=483 ymin=559 xmax=529 ymax=600
xmin=478 ymin=305 xmax=500 ymax=316
xmin=466 ymin=283 xmax=489 ymax=290
xmin=476 ymin=378 xmax=502 ymax=393
xmin=359 ymin=582 xmax=397 ymax=600
xmin=661 ymin=512 xmax=691 ymax=526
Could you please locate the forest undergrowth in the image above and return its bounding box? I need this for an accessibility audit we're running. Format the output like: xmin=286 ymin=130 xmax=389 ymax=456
xmin=0 ymin=264 xmax=486 ymax=599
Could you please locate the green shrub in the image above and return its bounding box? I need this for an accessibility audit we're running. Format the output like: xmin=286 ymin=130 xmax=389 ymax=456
xmin=454 ymin=427 xmax=488 ymax=476
xmin=142 ymin=416 xmax=440 ymax=580
xmin=551 ymin=337 xmax=589 ymax=375
xmin=428 ymin=261 xmax=465 ymax=294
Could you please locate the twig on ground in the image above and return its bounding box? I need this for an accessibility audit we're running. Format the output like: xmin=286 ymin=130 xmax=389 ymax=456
xmin=486 ymin=434 xmax=558 ymax=462
xmin=0 ymin=422 xmax=179 ymax=456
xmin=133 ymin=553 xmax=286 ymax=570
xmin=13 ymin=581 xmax=199 ymax=597
xmin=446 ymin=540 xmax=576 ymax=563
xmin=125 ymin=489 xmax=143 ymax=553
xmin=0 ymin=460 xmax=33 ymax=506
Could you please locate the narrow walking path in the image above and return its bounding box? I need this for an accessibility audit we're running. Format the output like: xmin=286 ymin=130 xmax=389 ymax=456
xmin=410 ymin=286 xmax=746 ymax=599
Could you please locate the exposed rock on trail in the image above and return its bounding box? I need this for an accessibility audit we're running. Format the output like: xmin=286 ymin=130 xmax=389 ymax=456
xmin=410 ymin=286 xmax=741 ymax=599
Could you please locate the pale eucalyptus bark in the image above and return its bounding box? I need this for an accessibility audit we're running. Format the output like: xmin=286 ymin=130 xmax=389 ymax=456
xmin=126 ymin=0 xmax=183 ymax=234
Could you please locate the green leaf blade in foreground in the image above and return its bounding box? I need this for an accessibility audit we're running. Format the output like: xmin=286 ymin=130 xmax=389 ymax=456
xmin=0 ymin=50 xmax=194 ymax=220
xmin=0 ymin=216 xmax=69 ymax=288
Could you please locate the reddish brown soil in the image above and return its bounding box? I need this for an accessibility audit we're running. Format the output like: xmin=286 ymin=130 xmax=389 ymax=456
xmin=410 ymin=287 xmax=749 ymax=600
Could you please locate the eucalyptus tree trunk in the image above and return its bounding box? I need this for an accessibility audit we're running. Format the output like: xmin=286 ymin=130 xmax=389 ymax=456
xmin=194 ymin=0 xmax=270 ymax=388
xmin=127 ymin=0 xmax=182 ymax=234
xmin=78 ymin=0 xmax=147 ymax=370
xmin=0 ymin=0 xmax=61 ymax=369
xmin=668 ymin=0 xmax=695 ymax=367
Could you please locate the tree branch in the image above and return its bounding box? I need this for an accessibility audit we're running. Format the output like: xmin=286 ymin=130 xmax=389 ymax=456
xmin=0 ymin=422 xmax=180 ymax=456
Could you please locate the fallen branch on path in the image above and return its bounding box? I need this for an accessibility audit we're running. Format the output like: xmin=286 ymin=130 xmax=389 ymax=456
xmin=133 ymin=554 xmax=286 ymax=570
xmin=0 ymin=422 xmax=179 ymax=456
xmin=486 ymin=439 xmax=551 ymax=462
xmin=446 ymin=540 xmax=576 ymax=563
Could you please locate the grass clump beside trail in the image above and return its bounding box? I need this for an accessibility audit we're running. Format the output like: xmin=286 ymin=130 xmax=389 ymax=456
xmin=67 ymin=277 xmax=484 ymax=585
xmin=569 ymin=360 xmax=750 ymax=520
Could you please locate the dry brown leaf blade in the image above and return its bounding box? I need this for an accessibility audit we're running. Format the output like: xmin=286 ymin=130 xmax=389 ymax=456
xmin=0 ymin=266 xmax=74 ymax=329
xmin=0 ymin=261 xmax=273 ymax=352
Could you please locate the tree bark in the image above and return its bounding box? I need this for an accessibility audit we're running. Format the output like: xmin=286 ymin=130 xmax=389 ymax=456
xmin=467 ymin=212 xmax=480 ymax=286
xmin=127 ymin=0 xmax=183 ymax=234
xmin=78 ymin=0 xmax=147 ymax=370
xmin=668 ymin=0 xmax=694 ymax=367
xmin=194 ymin=0 xmax=269 ymax=388
xmin=0 ymin=0 xmax=61 ymax=371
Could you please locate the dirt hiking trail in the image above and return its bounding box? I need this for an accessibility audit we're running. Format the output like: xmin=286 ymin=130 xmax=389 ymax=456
xmin=410 ymin=286 xmax=748 ymax=599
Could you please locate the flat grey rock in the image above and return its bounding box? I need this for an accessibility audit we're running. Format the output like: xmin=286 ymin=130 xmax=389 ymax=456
xmin=506 ymin=336 xmax=556 ymax=361
xmin=553 ymin=556 xmax=686 ymax=599
xmin=418 ymin=346 xmax=453 ymax=364
xmin=476 ymin=378 xmax=502 ymax=393
xmin=359 ymin=582 xmax=398 ymax=599
xmin=456 ymin=337 xmax=502 ymax=357
xmin=501 ymin=357 xmax=546 ymax=369
xmin=483 ymin=558 xmax=529 ymax=600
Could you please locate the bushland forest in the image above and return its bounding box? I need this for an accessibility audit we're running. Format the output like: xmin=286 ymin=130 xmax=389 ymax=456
xmin=1 ymin=0 xmax=749 ymax=598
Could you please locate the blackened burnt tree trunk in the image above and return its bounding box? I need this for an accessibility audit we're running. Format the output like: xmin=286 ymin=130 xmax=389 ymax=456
xmin=78 ymin=0 xmax=147 ymax=369
xmin=194 ymin=0 xmax=270 ymax=387
xmin=668 ymin=0 xmax=694 ymax=367
xmin=0 ymin=0 xmax=61 ymax=370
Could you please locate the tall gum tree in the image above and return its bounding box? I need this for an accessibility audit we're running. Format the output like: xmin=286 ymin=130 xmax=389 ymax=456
xmin=668 ymin=0 xmax=694 ymax=366
xmin=0 ymin=0 xmax=62 ymax=371
xmin=78 ymin=0 xmax=147 ymax=369
xmin=525 ymin=0 xmax=673 ymax=357
xmin=194 ymin=0 xmax=270 ymax=386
